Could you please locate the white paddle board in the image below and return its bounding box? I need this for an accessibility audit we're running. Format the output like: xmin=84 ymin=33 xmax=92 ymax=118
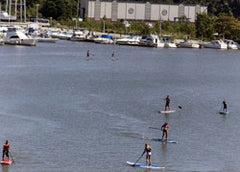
xmin=126 ymin=161 xmax=165 ymax=169
xmin=158 ymin=110 xmax=175 ymax=114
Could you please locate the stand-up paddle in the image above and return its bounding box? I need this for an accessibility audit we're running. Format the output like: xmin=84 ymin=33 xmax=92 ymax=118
xmin=132 ymin=154 xmax=143 ymax=166
xmin=9 ymin=152 xmax=14 ymax=163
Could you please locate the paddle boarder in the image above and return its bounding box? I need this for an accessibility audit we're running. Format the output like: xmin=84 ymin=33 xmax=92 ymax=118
xmin=87 ymin=50 xmax=90 ymax=58
xmin=141 ymin=143 xmax=152 ymax=166
xmin=223 ymin=100 xmax=227 ymax=112
xmin=164 ymin=95 xmax=171 ymax=111
xmin=161 ymin=123 xmax=169 ymax=141
xmin=2 ymin=140 xmax=10 ymax=161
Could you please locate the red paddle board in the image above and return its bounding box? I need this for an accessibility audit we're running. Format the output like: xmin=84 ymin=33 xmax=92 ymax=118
xmin=1 ymin=159 xmax=13 ymax=165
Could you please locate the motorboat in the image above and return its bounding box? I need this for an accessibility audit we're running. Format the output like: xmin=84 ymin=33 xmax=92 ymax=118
xmin=93 ymin=34 xmax=114 ymax=44
xmin=177 ymin=39 xmax=200 ymax=48
xmin=70 ymin=28 xmax=88 ymax=41
xmin=116 ymin=36 xmax=140 ymax=46
xmin=204 ymin=40 xmax=227 ymax=49
xmin=162 ymin=36 xmax=177 ymax=48
xmin=51 ymin=30 xmax=73 ymax=40
xmin=139 ymin=35 xmax=164 ymax=48
xmin=223 ymin=39 xmax=239 ymax=50
xmin=4 ymin=26 xmax=36 ymax=46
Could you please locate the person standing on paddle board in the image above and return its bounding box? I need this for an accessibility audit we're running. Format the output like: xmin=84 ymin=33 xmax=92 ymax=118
xmin=2 ymin=140 xmax=10 ymax=161
xmin=141 ymin=143 xmax=152 ymax=166
xmin=161 ymin=123 xmax=169 ymax=140
xmin=87 ymin=50 xmax=90 ymax=58
xmin=223 ymin=100 xmax=227 ymax=112
xmin=164 ymin=95 xmax=171 ymax=111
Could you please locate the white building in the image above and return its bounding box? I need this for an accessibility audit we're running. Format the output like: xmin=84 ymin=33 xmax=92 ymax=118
xmin=81 ymin=0 xmax=207 ymax=23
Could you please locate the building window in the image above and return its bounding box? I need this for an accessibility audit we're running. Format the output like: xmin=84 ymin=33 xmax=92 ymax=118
xmin=162 ymin=9 xmax=167 ymax=16
xmin=128 ymin=8 xmax=134 ymax=14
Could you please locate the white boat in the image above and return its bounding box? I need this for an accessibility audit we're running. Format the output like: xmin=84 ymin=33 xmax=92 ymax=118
xmin=223 ymin=39 xmax=239 ymax=50
xmin=204 ymin=40 xmax=227 ymax=49
xmin=4 ymin=26 xmax=36 ymax=46
xmin=162 ymin=36 xmax=177 ymax=48
xmin=177 ymin=40 xmax=200 ymax=48
xmin=116 ymin=36 xmax=140 ymax=46
xmin=70 ymin=28 xmax=88 ymax=41
xmin=93 ymin=34 xmax=114 ymax=44
xmin=51 ymin=30 xmax=73 ymax=40
xmin=139 ymin=35 xmax=164 ymax=48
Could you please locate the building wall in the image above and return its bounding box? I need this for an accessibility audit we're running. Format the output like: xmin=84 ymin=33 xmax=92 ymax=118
xmin=82 ymin=0 xmax=207 ymax=23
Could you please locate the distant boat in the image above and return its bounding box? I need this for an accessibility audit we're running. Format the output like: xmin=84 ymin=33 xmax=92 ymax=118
xmin=223 ymin=39 xmax=239 ymax=50
xmin=203 ymin=40 xmax=227 ymax=49
xmin=177 ymin=40 xmax=200 ymax=48
xmin=4 ymin=26 xmax=36 ymax=46
xmin=139 ymin=35 xmax=164 ymax=48
xmin=162 ymin=36 xmax=177 ymax=48
xmin=93 ymin=34 xmax=114 ymax=44
xmin=116 ymin=36 xmax=140 ymax=46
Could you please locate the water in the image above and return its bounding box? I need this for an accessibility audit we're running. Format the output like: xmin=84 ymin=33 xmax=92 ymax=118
xmin=0 ymin=41 xmax=240 ymax=172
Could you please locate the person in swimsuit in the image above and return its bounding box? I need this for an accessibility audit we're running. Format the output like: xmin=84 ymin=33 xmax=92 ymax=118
xmin=223 ymin=100 xmax=227 ymax=112
xmin=2 ymin=140 xmax=10 ymax=161
xmin=164 ymin=95 xmax=171 ymax=111
xmin=161 ymin=123 xmax=169 ymax=140
xmin=142 ymin=143 xmax=152 ymax=166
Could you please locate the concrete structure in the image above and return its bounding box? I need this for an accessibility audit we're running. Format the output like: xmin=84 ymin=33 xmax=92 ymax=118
xmin=81 ymin=0 xmax=207 ymax=23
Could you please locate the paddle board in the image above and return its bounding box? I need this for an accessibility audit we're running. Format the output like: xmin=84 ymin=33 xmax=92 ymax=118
xmin=126 ymin=161 xmax=165 ymax=169
xmin=1 ymin=159 xmax=13 ymax=165
xmin=219 ymin=111 xmax=229 ymax=115
xmin=158 ymin=110 xmax=175 ymax=114
xmin=143 ymin=137 xmax=177 ymax=143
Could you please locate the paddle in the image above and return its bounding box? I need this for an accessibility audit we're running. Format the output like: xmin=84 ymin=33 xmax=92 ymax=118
xmin=132 ymin=154 xmax=144 ymax=166
xmin=9 ymin=152 xmax=14 ymax=163
xmin=148 ymin=127 xmax=162 ymax=131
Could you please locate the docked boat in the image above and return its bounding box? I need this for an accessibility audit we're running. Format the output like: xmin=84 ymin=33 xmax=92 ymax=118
xmin=223 ymin=39 xmax=239 ymax=50
xmin=51 ymin=30 xmax=73 ymax=40
xmin=204 ymin=40 xmax=227 ymax=49
xmin=116 ymin=36 xmax=140 ymax=46
xmin=4 ymin=26 xmax=36 ymax=46
xmin=162 ymin=36 xmax=177 ymax=48
xmin=93 ymin=34 xmax=114 ymax=44
xmin=70 ymin=28 xmax=88 ymax=41
xmin=177 ymin=39 xmax=200 ymax=48
xmin=139 ymin=35 xmax=164 ymax=48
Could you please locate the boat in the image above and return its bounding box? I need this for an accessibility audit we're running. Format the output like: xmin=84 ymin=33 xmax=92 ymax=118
xmin=139 ymin=35 xmax=164 ymax=48
xmin=203 ymin=40 xmax=227 ymax=49
xmin=116 ymin=35 xmax=140 ymax=46
xmin=4 ymin=26 xmax=36 ymax=46
xmin=163 ymin=36 xmax=177 ymax=48
xmin=223 ymin=39 xmax=239 ymax=50
xmin=93 ymin=34 xmax=114 ymax=44
xmin=70 ymin=28 xmax=88 ymax=41
xmin=51 ymin=30 xmax=73 ymax=40
xmin=177 ymin=39 xmax=200 ymax=48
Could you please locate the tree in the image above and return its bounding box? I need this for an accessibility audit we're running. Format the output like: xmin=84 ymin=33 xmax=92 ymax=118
xmin=195 ymin=13 xmax=216 ymax=40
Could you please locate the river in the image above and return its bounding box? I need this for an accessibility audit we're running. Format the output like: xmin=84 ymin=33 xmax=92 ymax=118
xmin=0 ymin=41 xmax=240 ymax=172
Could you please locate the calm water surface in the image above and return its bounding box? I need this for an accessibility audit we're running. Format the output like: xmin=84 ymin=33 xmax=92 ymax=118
xmin=0 ymin=41 xmax=240 ymax=172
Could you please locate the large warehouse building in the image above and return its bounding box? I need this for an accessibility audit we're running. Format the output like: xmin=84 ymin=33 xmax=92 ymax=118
xmin=80 ymin=0 xmax=207 ymax=23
